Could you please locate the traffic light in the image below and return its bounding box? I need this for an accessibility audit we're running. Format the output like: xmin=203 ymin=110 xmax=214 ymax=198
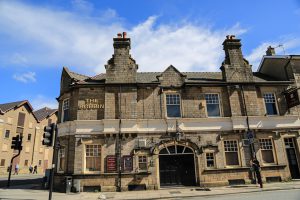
xmin=11 ymin=135 xmax=22 ymax=150
xmin=42 ymin=123 xmax=55 ymax=147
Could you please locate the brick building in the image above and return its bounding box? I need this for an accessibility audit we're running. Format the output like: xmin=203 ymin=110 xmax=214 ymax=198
xmin=55 ymin=33 xmax=300 ymax=192
xmin=0 ymin=100 xmax=57 ymax=175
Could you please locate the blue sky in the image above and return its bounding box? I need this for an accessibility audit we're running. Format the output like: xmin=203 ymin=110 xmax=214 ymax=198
xmin=1 ymin=0 xmax=300 ymax=109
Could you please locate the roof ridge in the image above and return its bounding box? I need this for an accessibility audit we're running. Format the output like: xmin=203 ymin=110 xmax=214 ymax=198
xmin=69 ymin=70 xmax=90 ymax=78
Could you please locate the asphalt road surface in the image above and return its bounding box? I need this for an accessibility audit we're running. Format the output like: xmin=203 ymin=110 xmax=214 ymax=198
xmin=181 ymin=189 xmax=300 ymax=200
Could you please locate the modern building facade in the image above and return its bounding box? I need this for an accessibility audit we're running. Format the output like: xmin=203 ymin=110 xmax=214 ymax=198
xmin=0 ymin=100 xmax=57 ymax=175
xmin=55 ymin=33 xmax=300 ymax=192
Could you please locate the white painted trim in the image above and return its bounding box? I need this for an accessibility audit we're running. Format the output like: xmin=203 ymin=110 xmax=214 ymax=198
xmin=57 ymin=116 xmax=300 ymax=136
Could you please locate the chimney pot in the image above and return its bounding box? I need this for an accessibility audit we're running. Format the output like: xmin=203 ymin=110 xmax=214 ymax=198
xmin=266 ymin=46 xmax=275 ymax=56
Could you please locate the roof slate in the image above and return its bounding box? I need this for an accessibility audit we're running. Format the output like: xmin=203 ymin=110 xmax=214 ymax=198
xmin=33 ymin=107 xmax=58 ymax=122
xmin=67 ymin=68 xmax=282 ymax=85
xmin=0 ymin=100 xmax=32 ymax=114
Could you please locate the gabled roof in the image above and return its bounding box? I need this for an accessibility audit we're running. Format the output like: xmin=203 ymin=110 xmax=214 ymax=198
xmin=33 ymin=107 xmax=58 ymax=122
xmin=0 ymin=100 xmax=34 ymax=114
xmin=63 ymin=67 xmax=90 ymax=81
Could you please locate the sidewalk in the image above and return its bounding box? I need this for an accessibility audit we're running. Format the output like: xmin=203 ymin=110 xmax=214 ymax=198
xmin=0 ymin=181 xmax=299 ymax=200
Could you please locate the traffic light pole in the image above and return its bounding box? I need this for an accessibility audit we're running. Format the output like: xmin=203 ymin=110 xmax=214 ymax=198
xmin=48 ymin=124 xmax=58 ymax=200
xmin=7 ymin=149 xmax=21 ymax=187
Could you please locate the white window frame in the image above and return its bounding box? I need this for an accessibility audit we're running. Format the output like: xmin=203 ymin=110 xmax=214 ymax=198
xmin=223 ymin=140 xmax=240 ymax=167
xmin=165 ymin=93 xmax=182 ymax=118
xmin=205 ymin=93 xmax=221 ymax=117
xmin=61 ymin=98 xmax=70 ymax=122
xmin=205 ymin=152 xmax=216 ymax=168
xmin=259 ymin=138 xmax=276 ymax=165
xmin=263 ymin=93 xmax=279 ymax=116
xmin=84 ymin=144 xmax=101 ymax=173
xmin=138 ymin=155 xmax=148 ymax=172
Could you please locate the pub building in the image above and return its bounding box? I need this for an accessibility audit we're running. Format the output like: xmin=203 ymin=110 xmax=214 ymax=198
xmin=54 ymin=33 xmax=300 ymax=192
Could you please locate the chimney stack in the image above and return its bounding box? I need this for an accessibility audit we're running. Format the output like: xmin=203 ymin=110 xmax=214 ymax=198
xmin=221 ymin=35 xmax=253 ymax=82
xmin=266 ymin=46 xmax=275 ymax=56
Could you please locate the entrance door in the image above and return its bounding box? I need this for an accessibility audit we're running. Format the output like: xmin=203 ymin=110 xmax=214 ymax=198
xmin=284 ymin=138 xmax=300 ymax=179
xmin=159 ymin=145 xmax=196 ymax=186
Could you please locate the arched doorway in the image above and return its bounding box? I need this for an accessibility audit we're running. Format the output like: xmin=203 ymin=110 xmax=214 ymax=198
xmin=159 ymin=144 xmax=196 ymax=186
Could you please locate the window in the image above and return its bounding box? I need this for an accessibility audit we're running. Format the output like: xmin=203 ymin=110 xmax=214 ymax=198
xmin=166 ymin=94 xmax=181 ymax=118
xmin=263 ymin=93 xmax=278 ymax=115
xmin=0 ymin=159 xmax=5 ymax=166
xmin=27 ymin=134 xmax=32 ymax=141
xmin=4 ymin=130 xmax=10 ymax=138
xmin=138 ymin=155 xmax=147 ymax=171
xmin=206 ymin=153 xmax=215 ymax=168
xmin=38 ymin=160 xmax=42 ymax=166
xmin=85 ymin=145 xmax=101 ymax=171
xmin=24 ymin=160 xmax=28 ymax=166
xmin=58 ymin=147 xmax=65 ymax=171
xmin=259 ymin=139 xmax=275 ymax=163
xmin=48 ymin=118 xmax=52 ymax=126
xmin=224 ymin=140 xmax=239 ymax=166
xmin=17 ymin=112 xmax=26 ymax=127
xmin=62 ymin=99 xmax=70 ymax=122
xmin=205 ymin=94 xmax=221 ymax=117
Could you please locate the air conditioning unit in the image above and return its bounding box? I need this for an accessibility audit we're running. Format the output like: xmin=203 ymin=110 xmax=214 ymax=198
xmin=137 ymin=139 xmax=147 ymax=148
xmin=242 ymin=139 xmax=250 ymax=146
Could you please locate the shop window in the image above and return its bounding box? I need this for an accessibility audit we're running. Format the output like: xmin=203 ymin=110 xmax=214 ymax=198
xmin=58 ymin=147 xmax=65 ymax=171
xmin=263 ymin=93 xmax=278 ymax=115
xmin=166 ymin=94 xmax=181 ymax=118
xmin=24 ymin=160 xmax=28 ymax=166
xmin=205 ymin=94 xmax=221 ymax=117
xmin=259 ymin=139 xmax=275 ymax=163
xmin=206 ymin=152 xmax=215 ymax=168
xmin=138 ymin=155 xmax=147 ymax=171
xmin=224 ymin=140 xmax=239 ymax=166
xmin=62 ymin=99 xmax=70 ymax=122
xmin=4 ymin=130 xmax=10 ymax=138
xmin=85 ymin=145 xmax=101 ymax=171
xmin=0 ymin=159 xmax=5 ymax=166
xmin=27 ymin=134 xmax=32 ymax=141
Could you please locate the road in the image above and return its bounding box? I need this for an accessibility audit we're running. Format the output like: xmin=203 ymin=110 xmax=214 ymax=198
xmin=182 ymin=189 xmax=300 ymax=200
xmin=0 ymin=174 xmax=43 ymax=188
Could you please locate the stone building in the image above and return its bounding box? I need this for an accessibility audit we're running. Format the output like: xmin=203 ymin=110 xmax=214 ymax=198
xmin=0 ymin=100 xmax=57 ymax=175
xmin=55 ymin=33 xmax=300 ymax=192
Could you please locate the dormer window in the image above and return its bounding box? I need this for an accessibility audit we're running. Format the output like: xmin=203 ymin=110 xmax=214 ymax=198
xmin=166 ymin=94 xmax=181 ymax=118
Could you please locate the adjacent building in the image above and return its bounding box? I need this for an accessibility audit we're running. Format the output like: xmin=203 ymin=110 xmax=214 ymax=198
xmin=0 ymin=100 xmax=57 ymax=175
xmin=54 ymin=33 xmax=300 ymax=192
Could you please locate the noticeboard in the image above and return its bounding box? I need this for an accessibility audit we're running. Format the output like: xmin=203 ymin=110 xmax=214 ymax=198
xmin=122 ymin=156 xmax=133 ymax=172
xmin=106 ymin=155 xmax=116 ymax=172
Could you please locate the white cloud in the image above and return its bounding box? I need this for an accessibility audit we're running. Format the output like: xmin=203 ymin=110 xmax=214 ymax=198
xmin=31 ymin=95 xmax=58 ymax=110
xmin=0 ymin=1 xmax=247 ymax=75
xmin=246 ymin=38 xmax=300 ymax=70
xmin=13 ymin=71 xmax=36 ymax=83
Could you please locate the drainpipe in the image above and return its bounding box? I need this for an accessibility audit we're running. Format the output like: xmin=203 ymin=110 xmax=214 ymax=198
xmin=116 ymin=85 xmax=122 ymax=192
xmin=31 ymin=126 xmax=40 ymax=165
xmin=240 ymin=85 xmax=256 ymax=159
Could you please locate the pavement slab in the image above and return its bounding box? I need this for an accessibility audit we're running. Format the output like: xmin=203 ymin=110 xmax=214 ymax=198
xmin=0 ymin=181 xmax=300 ymax=200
